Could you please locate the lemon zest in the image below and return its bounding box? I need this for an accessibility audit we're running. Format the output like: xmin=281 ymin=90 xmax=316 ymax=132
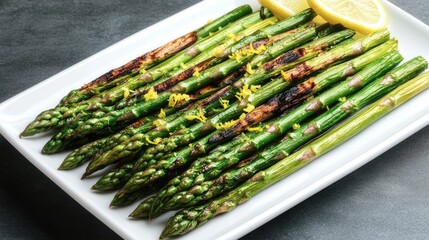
xmin=249 ymin=43 xmax=267 ymax=54
xmin=185 ymin=108 xmax=207 ymax=123
xmin=239 ymin=113 xmax=247 ymax=119
xmin=192 ymin=68 xmax=201 ymax=77
xmin=229 ymin=47 xmax=255 ymax=63
xmin=143 ymin=87 xmax=158 ymax=101
xmin=153 ymin=119 xmax=167 ymax=127
xmin=281 ymin=70 xmax=289 ymax=80
xmin=227 ymin=32 xmax=240 ymax=42
xmin=145 ymin=136 xmax=162 ymax=145
xmin=168 ymin=93 xmax=191 ymax=107
xmin=180 ymin=62 xmax=187 ymax=70
xmin=249 ymin=43 xmax=257 ymax=53
xmin=246 ymin=63 xmax=256 ymax=75
xmin=229 ymin=51 xmax=243 ymax=63
xmin=257 ymin=45 xmax=267 ymax=53
xmin=219 ymin=98 xmax=229 ymax=109
xmin=248 ymin=126 xmax=263 ymax=132
xmin=268 ymin=18 xmax=277 ymax=25
xmin=293 ymin=123 xmax=301 ymax=130
xmin=236 ymin=84 xmax=253 ymax=101
xmin=250 ymin=85 xmax=261 ymax=92
xmin=244 ymin=104 xmax=255 ymax=113
xmin=158 ymin=108 xmax=166 ymax=118
xmin=122 ymin=87 xmax=132 ymax=99
xmin=338 ymin=97 xmax=347 ymax=103
xmin=214 ymin=119 xmax=239 ymax=130
xmin=212 ymin=46 xmax=224 ymax=57
xmin=240 ymin=132 xmax=251 ymax=142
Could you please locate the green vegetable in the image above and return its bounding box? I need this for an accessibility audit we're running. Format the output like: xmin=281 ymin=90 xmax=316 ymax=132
xmin=160 ymin=61 xmax=429 ymax=238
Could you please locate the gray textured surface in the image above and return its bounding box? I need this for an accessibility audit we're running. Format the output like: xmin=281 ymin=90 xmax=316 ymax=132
xmin=0 ymin=0 xmax=428 ymax=239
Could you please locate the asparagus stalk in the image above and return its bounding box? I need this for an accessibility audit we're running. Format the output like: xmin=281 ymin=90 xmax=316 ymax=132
xmin=58 ymin=27 xmax=318 ymax=166
xmin=97 ymin=10 xmax=315 ymax=111
xmin=101 ymin=28 xmax=347 ymax=169
xmin=53 ymin=76 xmax=219 ymax=160
xmin=83 ymin=84 xmax=237 ymax=180
xmin=148 ymin=38 xmax=396 ymax=217
xmin=60 ymin=4 xmax=253 ymax=105
xmin=93 ymin=94 xmax=256 ymax=191
xmin=127 ymin=46 xmax=396 ymax=213
xmin=161 ymin=61 xmax=429 ymax=238
xmin=59 ymin=31 xmax=198 ymax=107
xmin=114 ymin=9 xmax=317 ymax=110
xmin=106 ymin=34 xmax=355 ymax=195
xmin=127 ymin=30 xmax=377 ymax=176
xmin=81 ymin=73 xmax=246 ymax=178
xmin=85 ymin=28 xmax=325 ymax=180
xmin=115 ymin=130 xmax=257 ymax=197
xmin=208 ymin=29 xmax=391 ymax=143
xmin=88 ymin=84 xmax=240 ymax=185
xmin=51 ymin=19 xmax=290 ymax=157
xmin=159 ymin=51 xmax=404 ymax=212
xmin=59 ymin=118 xmax=154 ymax=170
xmin=110 ymin=16 xmax=280 ymax=111
xmin=57 ymin=103 xmax=185 ymax=170
xmin=39 ymin=11 xmax=316 ymax=148
xmin=19 ymin=6 xmax=260 ymax=137
xmin=109 ymin=29 xmax=352 ymax=177
xmin=138 ymin=9 xmax=273 ymax=84
xmin=110 ymin=133 xmax=258 ymax=207
xmin=109 ymin=132 xmax=251 ymax=206
xmin=41 ymin=52 xmax=249 ymax=153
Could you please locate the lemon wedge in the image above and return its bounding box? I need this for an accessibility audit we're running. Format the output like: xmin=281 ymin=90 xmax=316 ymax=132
xmin=258 ymin=0 xmax=325 ymax=24
xmin=307 ymin=0 xmax=387 ymax=34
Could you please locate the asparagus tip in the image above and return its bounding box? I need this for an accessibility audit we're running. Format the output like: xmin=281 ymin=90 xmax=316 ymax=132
xmin=81 ymin=172 xmax=90 ymax=179
xmin=19 ymin=126 xmax=36 ymax=137
xmin=58 ymin=160 xmax=74 ymax=170
xmin=57 ymin=166 xmax=66 ymax=171
xmin=128 ymin=211 xmax=147 ymax=219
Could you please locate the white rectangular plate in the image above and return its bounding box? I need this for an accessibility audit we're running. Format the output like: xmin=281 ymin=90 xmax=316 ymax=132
xmin=1 ymin=0 xmax=429 ymax=239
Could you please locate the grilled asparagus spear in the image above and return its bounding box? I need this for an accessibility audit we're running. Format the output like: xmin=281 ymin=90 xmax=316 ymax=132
xmin=161 ymin=59 xmax=428 ymax=238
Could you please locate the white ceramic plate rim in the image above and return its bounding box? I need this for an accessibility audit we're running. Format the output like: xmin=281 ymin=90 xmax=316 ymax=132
xmin=1 ymin=0 xmax=429 ymax=239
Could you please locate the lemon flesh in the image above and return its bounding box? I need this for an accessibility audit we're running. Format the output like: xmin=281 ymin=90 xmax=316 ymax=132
xmin=307 ymin=0 xmax=387 ymax=34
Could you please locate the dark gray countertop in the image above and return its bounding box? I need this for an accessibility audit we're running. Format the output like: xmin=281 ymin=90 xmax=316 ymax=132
xmin=0 ymin=0 xmax=428 ymax=239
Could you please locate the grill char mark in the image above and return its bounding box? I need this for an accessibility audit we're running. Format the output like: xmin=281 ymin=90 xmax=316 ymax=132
xmin=124 ymin=57 xmax=213 ymax=107
xmin=208 ymin=78 xmax=316 ymax=143
xmin=262 ymin=48 xmax=306 ymax=71
xmin=80 ymin=31 xmax=198 ymax=90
